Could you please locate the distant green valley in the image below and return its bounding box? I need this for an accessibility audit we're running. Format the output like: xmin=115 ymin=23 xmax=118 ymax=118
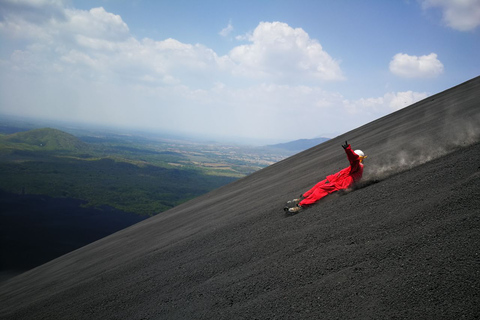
xmin=0 ymin=127 xmax=289 ymax=216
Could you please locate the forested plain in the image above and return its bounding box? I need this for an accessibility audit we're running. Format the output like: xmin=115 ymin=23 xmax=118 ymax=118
xmin=0 ymin=127 xmax=241 ymax=216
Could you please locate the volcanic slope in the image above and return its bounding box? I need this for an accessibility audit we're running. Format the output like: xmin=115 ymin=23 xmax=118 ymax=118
xmin=1 ymin=76 xmax=479 ymax=319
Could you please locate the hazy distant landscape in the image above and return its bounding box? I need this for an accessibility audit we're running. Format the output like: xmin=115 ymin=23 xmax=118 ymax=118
xmin=0 ymin=116 xmax=323 ymax=279
xmin=0 ymin=117 xmax=298 ymax=216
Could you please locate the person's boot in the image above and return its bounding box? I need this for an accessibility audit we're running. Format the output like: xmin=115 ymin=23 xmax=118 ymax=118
xmin=286 ymin=198 xmax=300 ymax=204
xmin=288 ymin=205 xmax=302 ymax=214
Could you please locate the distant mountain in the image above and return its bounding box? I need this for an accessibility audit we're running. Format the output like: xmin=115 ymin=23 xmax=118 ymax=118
xmin=267 ymin=137 xmax=330 ymax=152
xmin=2 ymin=128 xmax=90 ymax=152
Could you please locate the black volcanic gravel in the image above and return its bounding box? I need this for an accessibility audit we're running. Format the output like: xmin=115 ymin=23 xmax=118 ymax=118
xmin=0 ymin=77 xmax=479 ymax=319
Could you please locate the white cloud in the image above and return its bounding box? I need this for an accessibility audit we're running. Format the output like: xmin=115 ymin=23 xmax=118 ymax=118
xmin=66 ymin=7 xmax=130 ymax=41
xmin=0 ymin=1 xmax=225 ymax=85
xmin=219 ymin=21 xmax=233 ymax=37
xmin=0 ymin=0 xmax=66 ymax=40
xmin=1 ymin=7 xmax=344 ymax=87
xmin=344 ymin=91 xmax=429 ymax=114
xmin=389 ymin=53 xmax=444 ymax=78
xmin=421 ymin=0 xmax=480 ymax=31
xmin=385 ymin=91 xmax=429 ymax=110
xmin=0 ymin=4 xmax=129 ymax=42
xmin=0 ymin=2 xmax=427 ymax=143
xmin=130 ymin=83 xmax=349 ymax=141
xmin=228 ymin=22 xmax=344 ymax=81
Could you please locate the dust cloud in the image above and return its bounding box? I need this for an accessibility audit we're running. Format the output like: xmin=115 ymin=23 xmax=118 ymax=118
xmin=365 ymin=115 xmax=480 ymax=182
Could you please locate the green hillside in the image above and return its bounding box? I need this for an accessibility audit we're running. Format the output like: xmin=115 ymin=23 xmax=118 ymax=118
xmin=1 ymin=128 xmax=90 ymax=152
xmin=0 ymin=127 xmax=238 ymax=215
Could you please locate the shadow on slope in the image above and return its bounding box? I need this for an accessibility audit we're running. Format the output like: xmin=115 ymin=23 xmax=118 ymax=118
xmin=0 ymin=191 xmax=147 ymax=283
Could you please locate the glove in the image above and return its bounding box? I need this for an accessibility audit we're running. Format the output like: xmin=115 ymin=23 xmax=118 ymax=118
xmin=342 ymin=140 xmax=349 ymax=149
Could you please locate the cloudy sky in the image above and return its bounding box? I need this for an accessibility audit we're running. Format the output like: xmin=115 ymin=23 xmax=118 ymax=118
xmin=0 ymin=0 xmax=479 ymax=144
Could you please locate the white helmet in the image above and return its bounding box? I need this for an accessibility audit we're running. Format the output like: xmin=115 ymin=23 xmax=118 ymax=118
xmin=354 ymin=150 xmax=365 ymax=157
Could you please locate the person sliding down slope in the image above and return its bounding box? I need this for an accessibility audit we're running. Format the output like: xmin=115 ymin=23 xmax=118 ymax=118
xmin=284 ymin=141 xmax=367 ymax=214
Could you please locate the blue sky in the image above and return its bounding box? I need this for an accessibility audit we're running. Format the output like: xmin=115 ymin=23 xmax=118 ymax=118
xmin=0 ymin=0 xmax=479 ymax=144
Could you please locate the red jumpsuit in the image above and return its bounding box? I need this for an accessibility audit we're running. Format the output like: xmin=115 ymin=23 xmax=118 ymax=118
xmin=299 ymin=145 xmax=363 ymax=207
